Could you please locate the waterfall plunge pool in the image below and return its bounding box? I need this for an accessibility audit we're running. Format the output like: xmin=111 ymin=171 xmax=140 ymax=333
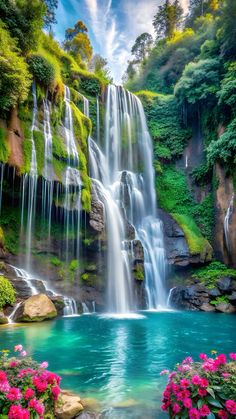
xmin=0 ymin=311 xmax=235 ymax=418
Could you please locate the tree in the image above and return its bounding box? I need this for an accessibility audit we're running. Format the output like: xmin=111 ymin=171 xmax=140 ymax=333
xmin=65 ymin=21 xmax=88 ymax=41
xmin=0 ymin=0 xmax=45 ymax=53
xmin=43 ymin=0 xmax=58 ymax=30
xmin=64 ymin=33 xmax=93 ymax=63
xmin=131 ymin=33 xmax=153 ymax=63
xmin=89 ymin=54 xmax=108 ymax=73
xmin=174 ymin=58 xmax=220 ymax=106
xmin=153 ymin=0 xmax=183 ymax=39
xmin=220 ymin=0 xmax=236 ymax=58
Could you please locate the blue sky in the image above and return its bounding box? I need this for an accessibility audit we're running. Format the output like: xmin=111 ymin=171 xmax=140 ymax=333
xmin=54 ymin=0 xmax=189 ymax=83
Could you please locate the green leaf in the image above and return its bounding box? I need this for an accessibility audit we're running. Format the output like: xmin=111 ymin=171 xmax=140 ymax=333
xmin=218 ymin=393 xmax=228 ymax=400
xmin=207 ymin=414 xmax=216 ymax=419
xmin=207 ymin=387 xmax=215 ymax=398
xmin=207 ymin=396 xmax=223 ymax=408
xmin=197 ymin=399 xmax=206 ymax=408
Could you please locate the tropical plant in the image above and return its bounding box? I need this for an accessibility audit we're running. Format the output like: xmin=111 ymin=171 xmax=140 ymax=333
xmin=0 ymin=276 xmax=15 ymax=310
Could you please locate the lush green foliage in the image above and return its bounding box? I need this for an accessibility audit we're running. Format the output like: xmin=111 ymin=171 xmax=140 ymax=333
xmin=0 ymin=276 xmax=15 ymax=309
xmin=192 ymin=261 xmax=236 ymax=287
xmin=27 ymin=55 xmax=55 ymax=87
xmin=0 ymin=23 xmax=32 ymax=113
xmin=0 ymin=127 xmax=10 ymax=163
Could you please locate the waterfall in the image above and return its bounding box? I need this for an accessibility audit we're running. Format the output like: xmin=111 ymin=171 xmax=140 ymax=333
xmin=96 ymin=96 xmax=100 ymax=144
xmin=224 ymin=193 xmax=234 ymax=252
xmin=63 ymin=297 xmax=79 ymax=317
xmin=8 ymin=302 xmax=22 ymax=324
xmin=88 ymin=85 xmax=166 ymax=312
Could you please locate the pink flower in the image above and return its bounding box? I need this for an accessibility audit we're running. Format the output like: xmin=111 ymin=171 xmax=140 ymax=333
xmin=161 ymin=402 xmax=169 ymax=411
xmin=24 ymin=388 xmax=35 ymax=400
xmin=32 ymin=376 xmax=48 ymax=392
xmin=222 ymin=372 xmax=230 ymax=379
xmin=7 ymin=387 xmax=22 ymax=401
xmin=14 ymin=344 xmax=23 ymax=352
xmin=168 ymin=372 xmax=176 ymax=379
xmin=200 ymin=378 xmax=209 ymax=388
xmin=199 ymin=353 xmax=208 ymax=361
xmin=28 ymin=398 xmax=44 ymax=415
xmin=173 ymin=403 xmax=181 ymax=414
xmin=199 ymin=405 xmax=211 ymax=417
xmin=180 ymin=378 xmax=190 ymax=388
xmin=40 ymin=361 xmax=48 ymax=369
xmin=192 ymin=375 xmax=202 ymax=386
xmin=182 ymin=356 xmax=193 ymax=364
xmin=0 ymin=380 xmax=10 ymax=392
xmin=218 ymin=410 xmax=229 ymax=419
xmin=229 ymin=353 xmax=236 ymax=361
xmin=177 ymin=389 xmax=190 ymax=401
xmin=215 ymin=354 xmax=227 ymax=366
xmin=202 ymin=358 xmax=218 ymax=372
xmin=189 ymin=408 xmax=201 ymax=419
xmin=0 ymin=370 xmax=7 ymax=381
xmin=198 ymin=388 xmax=207 ymax=397
xmin=51 ymin=385 xmax=60 ymax=400
xmin=9 ymin=361 xmax=18 ymax=368
xmin=183 ymin=398 xmax=192 ymax=409
xmin=20 ymin=350 xmax=27 ymax=357
xmin=8 ymin=405 xmax=30 ymax=419
xmin=225 ymin=400 xmax=236 ymax=415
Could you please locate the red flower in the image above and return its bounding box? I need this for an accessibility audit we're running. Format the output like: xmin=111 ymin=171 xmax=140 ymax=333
xmin=229 ymin=353 xmax=236 ymax=361
xmin=199 ymin=405 xmax=211 ymax=417
xmin=215 ymin=354 xmax=227 ymax=366
xmin=51 ymin=385 xmax=60 ymax=400
xmin=32 ymin=376 xmax=48 ymax=393
xmin=177 ymin=389 xmax=190 ymax=401
xmin=7 ymin=387 xmax=22 ymax=401
xmin=0 ymin=370 xmax=7 ymax=382
xmin=192 ymin=375 xmax=202 ymax=386
xmin=218 ymin=410 xmax=229 ymax=419
xmin=28 ymin=398 xmax=44 ymax=415
xmin=200 ymin=378 xmax=209 ymax=388
xmin=172 ymin=403 xmax=181 ymax=414
xmin=225 ymin=400 xmax=236 ymax=415
xmin=183 ymin=398 xmax=192 ymax=409
xmin=8 ymin=405 xmax=30 ymax=419
xmin=199 ymin=353 xmax=208 ymax=361
xmin=198 ymin=388 xmax=207 ymax=397
xmin=189 ymin=408 xmax=201 ymax=419
xmin=24 ymin=388 xmax=35 ymax=400
xmin=180 ymin=378 xmax=190 ymax=388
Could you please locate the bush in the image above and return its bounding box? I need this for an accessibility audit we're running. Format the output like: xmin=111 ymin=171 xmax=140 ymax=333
xmin=0 ymin=345 xmax=61 ymax=417
xmin=192 ymin=261 xmax=236 ymax=287
xmin=161 ymin=352 xmax=236 ymax=418
xmin=0 ymin=276 xmax=15 ymax=309
xmin=28 ymin=55 xmax=55 ymax=87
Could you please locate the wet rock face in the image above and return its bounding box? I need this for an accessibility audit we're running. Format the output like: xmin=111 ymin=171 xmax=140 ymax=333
xmin=89 ymin=184 xmax=105 ymax=233
xmin=158 ymin=210 xmax=190 ymax=266
xmin=169 ymin=280 xmax=236 ymax=313
xmin=214 ymin=164 xmax=236 ymax=267
xmin=15 ymin=294 xmax=57 ymax=322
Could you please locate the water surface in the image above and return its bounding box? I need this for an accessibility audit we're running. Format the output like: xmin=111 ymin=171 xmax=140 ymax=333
xmin=0 ymin=311 xmax=235 ymax=418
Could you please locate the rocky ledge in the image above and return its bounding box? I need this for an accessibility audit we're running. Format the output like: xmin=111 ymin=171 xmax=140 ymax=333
xmin=169 ymin=277 xmax=236 ymax=313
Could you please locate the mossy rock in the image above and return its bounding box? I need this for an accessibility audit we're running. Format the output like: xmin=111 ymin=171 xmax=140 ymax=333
xmin=15 ymin=294 xmax=57 ymax=322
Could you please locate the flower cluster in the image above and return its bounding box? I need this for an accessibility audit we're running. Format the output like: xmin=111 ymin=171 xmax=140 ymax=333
xmin=0 ymin=345 xmax=61 ymax=418
xmin=161 ymin=352 xmax=236 ymax=418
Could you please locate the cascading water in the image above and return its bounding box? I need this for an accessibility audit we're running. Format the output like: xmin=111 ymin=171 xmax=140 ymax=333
xmin=88 ymin=85 xmax=166 ymax=312
xmin=224 ymin=193 xmax=234 ymax=252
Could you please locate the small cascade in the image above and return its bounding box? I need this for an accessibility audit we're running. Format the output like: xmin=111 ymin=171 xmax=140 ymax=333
xmin=63 ymin=297 xmax=79 ymax=316
xmin=96 ymin=95 xmax=100 ymax=144
xmin=167 ymin=287 xmax=176 ymax=307
xmin=42 ymin=97 xmax=54 ymax=234
xmin=82 ymin=302 xmax=90 ymax=314
xmin=224 ymin=193 xmax=234 ymax=252
xmin=8 ymin=302 xmax=22 ymax=324
xmin=24 ymin=81 xmax=38 ymax=271
xmin=92 ymin=301 xmax=96 ymax=313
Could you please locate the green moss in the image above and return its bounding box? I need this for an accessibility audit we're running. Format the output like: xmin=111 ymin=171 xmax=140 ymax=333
xmin=210 ymin=296 xmax=230 ymax=306
xmin=33 ymin=130 xmax=44 ymax=176
xmin=52 ymin=156 xmax=67 ymax=182
xmin=0 ymin=276 xmax=16 ymax=309
xmin=69 ymin=259 xmax=79 ymax=272
xmin=71 ymin=102 xmax=91 ymax=152
xmin=0 ymin=127 xmax=10 ymax=163
xmin=0 ymin=207 xmax=21 ymax=254
xmin=52 ymin=134 xmax=68 ymax=161
xmin=21 ymin=138 xmax=32 ymax=174
xmin=133 ymin=264 xmax=145 ymax=281
xmin=192 ymin=261 xmax=236 ymax=286
xmin=50 ymin=257 xmax=62 ymax=267
xmin=81 ymin=272 xmax=97 ymax=285
xmin=172 ymin=213 xmax=212 ymax=258
xmin=0 ymin=227 xmax=5 ymax=248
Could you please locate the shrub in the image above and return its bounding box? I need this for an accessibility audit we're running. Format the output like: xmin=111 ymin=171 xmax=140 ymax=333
xmin=0 ymin=345 xmax=61 ymax=417
xmin=27 ymin=55 xmax=55 ymax=87
xmin=161 ymin=352 xmax=236 ymax=418
xmin=192 ymin=261 xmax=236 ymax=287
xmin=0 ymin=276 xmax=15 ymax=309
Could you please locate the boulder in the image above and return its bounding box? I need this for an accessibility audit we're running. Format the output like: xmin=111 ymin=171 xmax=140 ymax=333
xmin=200 ymin=303 xmax=215 ymax=312
xmin=0 ymin=311 xmax=8 ymax=324
xmin=228 ymin=291 xmax=236 ymax=301
xmin=208 ymin=287 xmax=221 ymax=297
xmin=215 ymin=303 xmax=235 ymax=313
xmin=217 ymin=277 xmax=232 ymax=292
xmin=56 ymin=390 xmax=84 ymax=419
xmin=15 ymin=294 xmax=57 ymax=322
